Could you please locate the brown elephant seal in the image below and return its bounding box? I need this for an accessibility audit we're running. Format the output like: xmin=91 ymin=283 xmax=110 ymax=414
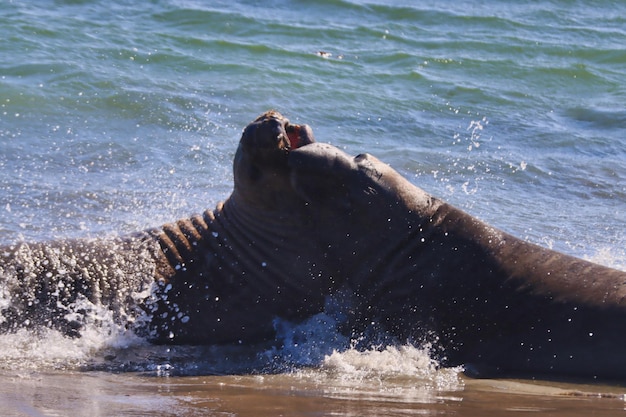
xmin=288 ymin=138 xmax=626 ymax=380
xmin=2 ymin=110 xmax=626 ymax=381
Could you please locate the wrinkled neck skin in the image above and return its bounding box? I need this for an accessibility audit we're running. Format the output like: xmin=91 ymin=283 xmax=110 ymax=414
xmin=147 ymin=191 xmax=341 ymax=345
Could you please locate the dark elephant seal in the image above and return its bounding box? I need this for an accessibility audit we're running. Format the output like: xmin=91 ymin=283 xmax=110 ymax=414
xmin=288 ymin=136 xmax=626 ymax=381
xmin=2 ymin=110 xmax=626 ymax=381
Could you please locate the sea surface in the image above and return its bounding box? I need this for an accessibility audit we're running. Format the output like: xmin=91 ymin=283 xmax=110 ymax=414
xmin=1 ymin=0 xmax=626 ymax=415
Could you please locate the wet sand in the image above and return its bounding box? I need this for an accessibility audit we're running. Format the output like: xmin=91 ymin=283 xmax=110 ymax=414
xmin=2 ymin=370 xmax=625 ymax=417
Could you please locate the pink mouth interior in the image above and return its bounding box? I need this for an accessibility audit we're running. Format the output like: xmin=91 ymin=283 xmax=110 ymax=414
xmin=286 ymin=125 xmax=302 ymax=149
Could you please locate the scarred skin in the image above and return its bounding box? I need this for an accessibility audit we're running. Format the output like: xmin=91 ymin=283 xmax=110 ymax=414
xmin=2 ymin=110 xmax=626 ymax=380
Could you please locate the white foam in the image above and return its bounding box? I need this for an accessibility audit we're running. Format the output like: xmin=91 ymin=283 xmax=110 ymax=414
xmin=324 ymin=345 xmax=436 ymax=378
xmin=322 ymin=344 xmax=463 ymax=389
xmin=0 ymin=327 xmax=144 ymax=371
xmin=285 ymin=344 xmax=465 ymax=404
xmin=0 ymin=276 xmax=151 ymax=371
xmin=264 ymin=297 xmax=464 ymax=394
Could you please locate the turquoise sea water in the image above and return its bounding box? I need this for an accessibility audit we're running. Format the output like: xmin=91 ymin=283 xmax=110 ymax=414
xmin=1 ymin=0 xmax=626 ymax=389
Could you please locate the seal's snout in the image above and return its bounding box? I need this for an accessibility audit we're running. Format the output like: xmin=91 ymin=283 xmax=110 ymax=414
xmin=242 ymin=111 xmax=315 ymax=153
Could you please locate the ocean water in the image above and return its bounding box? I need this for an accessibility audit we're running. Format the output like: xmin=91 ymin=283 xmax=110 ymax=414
xmin=1 ymin=0 xmax=626 ymax=414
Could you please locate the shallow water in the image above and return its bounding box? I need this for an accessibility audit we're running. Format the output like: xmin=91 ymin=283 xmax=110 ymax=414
xmin=2 ymin=370 xmax=626 ymax=417
xmin=1 ymin=0 xmax=626 ymax=414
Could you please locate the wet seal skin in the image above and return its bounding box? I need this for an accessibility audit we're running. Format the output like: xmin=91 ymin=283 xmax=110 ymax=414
xmin=2 ymin=110 xmax=626 ymax=381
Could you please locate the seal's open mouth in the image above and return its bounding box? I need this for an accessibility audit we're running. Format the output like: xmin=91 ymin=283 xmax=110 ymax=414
xmin=243 ymin=111 xmax=315 ymax=155
xmin=285 ymin=123 xmax=312 ymax=150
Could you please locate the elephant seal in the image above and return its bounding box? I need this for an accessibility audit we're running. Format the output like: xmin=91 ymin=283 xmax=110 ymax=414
xmin=2 ymin=110 xmax=626 ymax=381
xmin=288 ymin=137 xmax=626 ymax=381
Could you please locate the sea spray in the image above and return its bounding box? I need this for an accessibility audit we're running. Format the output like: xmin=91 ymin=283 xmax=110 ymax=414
xmin=262 ymin=312 xmax=351 ymax=371
xmin=321 ymin=345 xmax=464 ymax=395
